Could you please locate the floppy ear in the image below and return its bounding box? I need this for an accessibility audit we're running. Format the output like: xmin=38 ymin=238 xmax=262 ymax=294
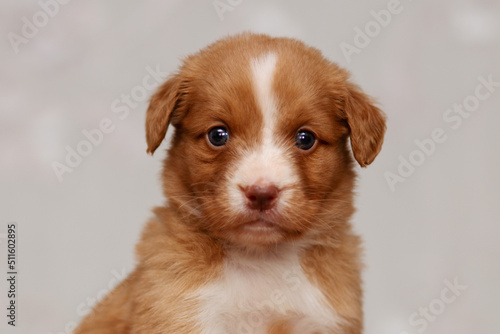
xmin=343 ymin=83 xmax=386 ymax=167
xmin=145 ymin=75 xmax=183 ymax=154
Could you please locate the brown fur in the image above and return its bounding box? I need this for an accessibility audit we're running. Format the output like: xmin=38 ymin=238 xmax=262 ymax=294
xmin=75 ymin=33 xmax=386 ymax=334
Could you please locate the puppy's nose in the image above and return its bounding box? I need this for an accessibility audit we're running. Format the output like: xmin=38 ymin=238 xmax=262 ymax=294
xmin=243 ymin=184 xmax=280 ymax=211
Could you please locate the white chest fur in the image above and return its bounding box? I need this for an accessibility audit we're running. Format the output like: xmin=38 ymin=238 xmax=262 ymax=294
xmin=195 ymin=247 xmax=340 ymax=334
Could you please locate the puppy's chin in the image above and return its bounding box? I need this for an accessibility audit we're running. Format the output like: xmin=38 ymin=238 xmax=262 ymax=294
xmin=227 ymin=219 xmax=286 ymax=247
xmin=230 ymin=227 xmax=283 ymax=248
xmin=212 ymin=210 xmax=306 ymax=249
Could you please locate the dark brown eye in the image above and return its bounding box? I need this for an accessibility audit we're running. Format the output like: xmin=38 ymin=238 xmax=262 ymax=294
xmin=295 ymin=130 xmax=316 ymax=150
xmin=208 ymin=127 xmax=229 ymax=147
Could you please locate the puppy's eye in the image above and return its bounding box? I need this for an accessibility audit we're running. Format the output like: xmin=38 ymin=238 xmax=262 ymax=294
xmin=208 ymin=127 xmax=230 ymax=147
xmin=295 ymin=130 xmax=316 ymax=150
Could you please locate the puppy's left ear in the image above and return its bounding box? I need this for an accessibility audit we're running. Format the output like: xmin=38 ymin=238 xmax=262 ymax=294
xmin=343 ymin=83 xmax=386 ymax=167
xmin=145 ymin=75 xmax=183 ymax=154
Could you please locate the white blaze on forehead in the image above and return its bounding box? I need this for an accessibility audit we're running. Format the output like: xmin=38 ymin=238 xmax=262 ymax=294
xmin=227 ymin=52 xmax=299 ymax=211
xmin=250 ymin=52 xmax=278 ymax=145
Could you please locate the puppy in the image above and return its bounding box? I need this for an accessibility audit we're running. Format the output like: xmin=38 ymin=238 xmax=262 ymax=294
xmin=75 ymin=33 xmax=386 ymax=334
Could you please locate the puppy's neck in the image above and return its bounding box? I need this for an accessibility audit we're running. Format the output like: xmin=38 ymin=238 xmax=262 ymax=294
xmin=223 ymin=239 xmax=308 ymax=260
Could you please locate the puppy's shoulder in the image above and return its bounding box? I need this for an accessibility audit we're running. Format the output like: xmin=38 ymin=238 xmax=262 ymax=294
xmin=135 ymin=206 xmax=224 ymax=280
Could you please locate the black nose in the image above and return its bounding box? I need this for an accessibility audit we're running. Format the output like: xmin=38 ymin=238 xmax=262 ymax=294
xmin=243 ymin=184 xmax=280 ymax=211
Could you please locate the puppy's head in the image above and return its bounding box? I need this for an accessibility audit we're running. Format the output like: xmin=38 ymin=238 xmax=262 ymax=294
xmin=146 ymin=33 xmax=385 ymax=248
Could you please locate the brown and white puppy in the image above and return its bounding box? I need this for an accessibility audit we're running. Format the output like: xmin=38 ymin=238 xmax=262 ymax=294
xmin=75 ymin=33 xmax=386 ymax=334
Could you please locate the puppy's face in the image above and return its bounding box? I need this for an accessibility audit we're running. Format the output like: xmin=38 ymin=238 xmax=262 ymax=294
xmin=146 ymin=34 xmax=385 ymax=248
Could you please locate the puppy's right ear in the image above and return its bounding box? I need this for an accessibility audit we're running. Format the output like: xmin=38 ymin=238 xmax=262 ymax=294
xmin=145 ymin=75 xmax=183 ymax=154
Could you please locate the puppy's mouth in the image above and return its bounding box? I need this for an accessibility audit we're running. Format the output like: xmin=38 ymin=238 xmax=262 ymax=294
xmin=230 ymin=215 xmax=287 ymax=246
xmin=239 ymin=219 xmax=280 ymax=233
